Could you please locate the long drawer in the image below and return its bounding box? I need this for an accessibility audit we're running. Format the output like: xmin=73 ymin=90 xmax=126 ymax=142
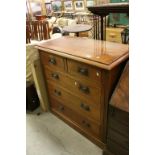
xmin=45 ymin=70 xmax=101 ymax=106
xmin=51 ymin=98 xmax=101 ymax=138
xmin=47 ymin=83 xmax=101 ymax=122
xmin=40 ymin=51 xmax=65 ymax=72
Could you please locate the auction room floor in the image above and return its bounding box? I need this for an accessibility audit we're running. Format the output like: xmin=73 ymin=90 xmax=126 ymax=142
xmin=26 ymin=108 xmax=103 ymax=155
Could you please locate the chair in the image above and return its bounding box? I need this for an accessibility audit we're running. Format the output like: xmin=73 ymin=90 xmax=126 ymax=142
xmin=26 ymin=20 xmax=51 ymax=43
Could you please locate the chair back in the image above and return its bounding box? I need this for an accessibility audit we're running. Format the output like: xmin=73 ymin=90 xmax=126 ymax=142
xmin=26 ymin=20 xmax=51 ymax=43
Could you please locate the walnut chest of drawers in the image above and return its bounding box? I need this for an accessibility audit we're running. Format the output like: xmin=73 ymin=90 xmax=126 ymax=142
xmin=36 ymin=37 xmax=129 ymax=149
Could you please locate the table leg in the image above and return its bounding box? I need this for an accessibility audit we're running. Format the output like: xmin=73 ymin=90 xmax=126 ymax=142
xmin=77 ymin=32 xmax=79 ymax=37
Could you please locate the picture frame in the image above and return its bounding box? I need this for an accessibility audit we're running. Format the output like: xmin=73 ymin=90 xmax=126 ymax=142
xmin=74 ymin=0 xmax=85 ymax=11
xmin=64 ymin=0 xmax=73 ymax=11
xmin=30 ymin=2 xmax=42 ymax=16
xmin=52 ymin=0 xmax=62 ymax=12
xmin=86 ymin=0 xmax=94 ymax=7
xmin=45 ymin=2 xmax=52 ymax=15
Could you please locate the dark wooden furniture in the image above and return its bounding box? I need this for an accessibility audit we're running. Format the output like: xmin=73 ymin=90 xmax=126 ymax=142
xmin=26 ymin=20 xmax=51 ymax=43
xmin=63 ymin=24 xmax=92 ymax=37
xmin=35 ymin=15 xmax=47 ymax=21
xmin=35 ymin=37 xmax=129 ymax=149
xmin=104 ymin=61 xmax=129 ymax=155
xmin=87 ymin=3 xmax=129 ymax=40
xmin=26 ymin=82 xmax=40 ymax=111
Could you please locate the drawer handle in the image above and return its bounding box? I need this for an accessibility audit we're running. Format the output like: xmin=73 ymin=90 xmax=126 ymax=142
xmin=51 ymin=73 xmax=59 ymax=80
xmin=82 ymin=120 xmax=91 ymax=128
xmin=78 ymin=67 xmax=88 ymax=76
xmin=58 ymin=105 xmax=64 ymax=111
xmin=79 ymin=85 xmax=90 ymax=94
xmin=49 ymin=57 xmax=56 ymax=65
xmin=80 ymin=103 xmax=90 ymax=111
xmin=54 ymin=89 xmax=61 ymax=96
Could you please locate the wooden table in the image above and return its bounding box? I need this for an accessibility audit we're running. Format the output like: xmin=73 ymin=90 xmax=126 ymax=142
xmin=63 ymin=24 xmax=92 ymax=36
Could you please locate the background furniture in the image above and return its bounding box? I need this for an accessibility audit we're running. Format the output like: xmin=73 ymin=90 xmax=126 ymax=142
xmin=63 ymin=24 xmax=92 ymax=36
xmin=26 ymin=20 xmax=51 ymax=43
xmin=36 ymin=37 xmax=129 ymax=149
xmin=106 ymin=27 xmax=124 ymax=43
xmin=88 ymin=2 xmax=129 ymax=40
xmin=26 ymin=81 xmax=40 ymax=111
xmin=104 ymin=61 xmax=129 ymax=155
xmin=109 ymin=0 xmax=129 ymax=27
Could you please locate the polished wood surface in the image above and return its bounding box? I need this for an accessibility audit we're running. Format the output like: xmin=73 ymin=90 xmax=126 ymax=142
xmin=40 ymin=51 xmax=65 ymax=72
xmin=36 ymin=37 xmax=129 ymax=70
xmin=51 ymin=98 xmax=101 ymax=138
xmin=110 ymin=61 xmax=129 ymax=112
xmin=47 ymin=82 xmax=101 ymax=122
xmin=68 ymin=59 xmax=102 ymax=86
xmin=38 ymin=37 xmax=129 ymax=149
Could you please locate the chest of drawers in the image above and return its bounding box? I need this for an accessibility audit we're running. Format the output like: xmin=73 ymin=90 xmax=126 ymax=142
xmin=106 ymin=27 xmax=124 ymax=43
xmin=36 ymin=37 xmax=129 ymax=149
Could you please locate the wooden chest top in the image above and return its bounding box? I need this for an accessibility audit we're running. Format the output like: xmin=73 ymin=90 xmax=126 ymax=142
xmin=36 ymin=36 xmax=129 ymax=70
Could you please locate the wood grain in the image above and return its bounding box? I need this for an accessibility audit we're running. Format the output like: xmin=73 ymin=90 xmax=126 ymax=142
xmin=110 ymin=61 xmax=129 ymax=112
xmin=36 ymin=36 xmax=129 ymax=70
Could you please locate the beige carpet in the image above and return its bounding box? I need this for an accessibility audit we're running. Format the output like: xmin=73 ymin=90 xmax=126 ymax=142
xmin=26 ymin=109 xmax=103 ymax=155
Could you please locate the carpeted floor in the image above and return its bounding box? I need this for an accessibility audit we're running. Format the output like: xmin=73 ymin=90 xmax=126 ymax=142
xmin=26 ymin=108 xmax=103 ymax=155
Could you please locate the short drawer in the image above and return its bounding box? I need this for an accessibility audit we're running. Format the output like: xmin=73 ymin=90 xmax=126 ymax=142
xmin=48 ymin=83 xmax=101 ymax=122
xmin=44 ymin=67 xmax=67 ymax=88
xmin=51 ymin=98 xmax=101 ymax=138
xmin=40 ymin=51 xmax=65 ymax=72
xmin=67 ymin=59 xmax=102 ymax=87
xmin=106 ymin=33 xmax=121 ymax=43
xmin=106 ymin=28 xmax=123 ymax=43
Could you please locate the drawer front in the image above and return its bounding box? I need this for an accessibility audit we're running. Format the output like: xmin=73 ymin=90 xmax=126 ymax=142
xmin=51 ymin=98 xmax=101 ymax=138
xmin=40 ymin=51 xmax=65 ymax=72
xmin=47 ymin=83 xmax=101 ymax=122
xmin=47 ymin=74 xmax=101 ymax=106
xmin=67 ymin=59 xmax=102 ymax=87
xmin=106 ymin=33 xmax=122 ymax=43
xmin=106 ymin=28 xmax=123 ymax=43
xmin=44 ymin=67 xmax=67 ymax=88
xmin=66 ymin=77 xmax=101 ymax=105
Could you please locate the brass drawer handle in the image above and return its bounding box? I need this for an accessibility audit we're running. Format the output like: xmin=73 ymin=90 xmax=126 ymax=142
xmin=49 ymin=57 xmax=56 ymax=65
xmin=79 ymin=85 xmax=90 ymax=94
xmin=51 ymin=73 xmax=59 ymax=80
xmin=80 ymin=103 xmax=90 ymax=111
xmin=78 ymin=67 xmax=88 ymax=76
xmin=54 ymin=89 xmax=61 ymax=96
xmin=82 ymin=120 xmax=91 ymax=128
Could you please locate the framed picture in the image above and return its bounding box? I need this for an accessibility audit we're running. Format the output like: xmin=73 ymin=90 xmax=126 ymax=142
xmin=86 ymin=0 xmax=94 ymax=7
xmin=52 ymin=0 xmax=62 ymax=12
xmin=64 ymin=0 xmax=73 ymax=11
xmin=30 ymin=2 xmax=42 ymax=16
xmin=45 ymin=2 xmax=52 ymax=15
xmin=74 ymin=0 xmax=85 ymax=11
